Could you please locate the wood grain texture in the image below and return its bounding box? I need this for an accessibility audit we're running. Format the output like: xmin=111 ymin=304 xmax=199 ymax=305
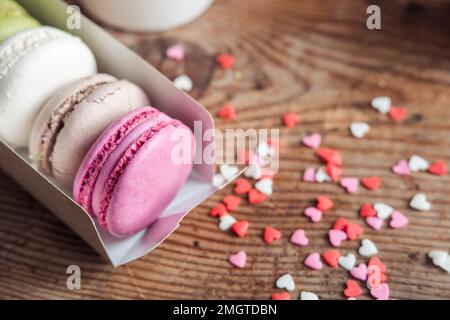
xmin=1 ymin=0 xmax=450 ymax=299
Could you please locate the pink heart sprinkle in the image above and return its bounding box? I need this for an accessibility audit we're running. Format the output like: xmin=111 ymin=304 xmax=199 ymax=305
xmin=166 ymin=44 xmax=185 ymax=61
xmin=302 ymin=133 xmax=321 ymax=149
xmin=340 ymin=177 xmax=359 ymax=194
xmin=389 ymin=211 xmax=409 ymax=229
xmin=392 ymin=160 xmax=410 ymax=176
xmin=328 ymin=229 xmax=347 ymax=247
xmin=228 ymin=251 xmax=246 ymax=268
xmin=303 ymin=167 xmax=316 ymax=182
xmin=370 ymin=283 xmax=390 ymax=300
xmin=366 ymin=216 xmax=384 ymax=230
xmin=304 ymin=207 xmax=323 ymax=223
xmin=350 ymin=263 xmax=368 ymax=281
xmin=290 ymin=229 xmax=309 ymax=246
xmin=304 ymin=252 xmax=323 ymax=270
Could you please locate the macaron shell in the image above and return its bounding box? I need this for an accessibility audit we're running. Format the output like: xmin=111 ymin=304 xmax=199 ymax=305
xmin=104 ymin=123 xmax=195 ymax=238
xmin=51 ymin=80 xmax=150 ymax=187
xmin=0 ymin=0 xmax=40 ymax=42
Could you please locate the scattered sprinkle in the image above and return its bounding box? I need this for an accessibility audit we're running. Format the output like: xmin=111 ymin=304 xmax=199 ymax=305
xmin=370 ymin=283 xmax=390 ymax=300
xmin=218 ymin=104 xmax=237 ymax=120
xmin=361 ymin=176 xmax=381 ymax=190
xmin=282 ymin=112 xmax=300 ymax=128
xmin=350 ymin=122 xmax=370 ymax=139
xmin=300 ymin=291 xmax=319 ymax=300
xmin=217 ymin=53 xmax=235 ymax=69
xmin=220 ymin=164 xmax=239 ymax=181
xmin=322 ymin=249 xmax=340 ymax=268
xmin=350 ymin=263 xmax=368 ymax=281
xmin=290 ymin=229 xmax=309 ymax=246
xmin=409 ymin=193 xmax=431 ymax=211
xmin=210 ymin=203 xmax=227 ymax=217
xmin=316 ymin=195 xmax=334 ymax=211
xmin=223 ymin=195 xmax=241 ymax=211
xmin=264 ymin=226 xmax=282 ymax=244
xmin=408 ymin=155 xmax=429 ymax=172
xmin=173 ymin=74 xmax=193 ymax=92
xmin=366 ymin=216 xmax=383 ymax=230
xmin=374 ymin=202 xmax=394 ymax=219
xmin=392 ymin=159 xmax=410 ymax=176
xmin=389 ymin=106 xmax=408 ymax=122
xmin=302 ymin=133 xmax=321 ymax=149
xmin=304 ymin=207 xmax=322 ymax=223
xmin=228 ymin=251 xmax=246 ymax=268
xmin=389 ymin=211 xmax=409 ymax=229
xmin=248 ymin=188 xmax=266 ymax=204
xmin=166 ymin=44 xmax=185 ymax=61
xmin=302 ymin=167 xmax=316 ymax=182
xmin=340 ymin=177 xmax=359 ymax=194
xmin=304 ymin=253 xmax=323 ymax=270
xmin=338 ymin=253 xmax=356 ymax=270
xmin=359 ymin=239 xmax=378 ymax=257
xmin=276 ymin=273 xmax=295 ymax=291
xmin=428 ymin=251 xmax=450 ymax=273
xmin=428 ymin=160 xmax=447 ymax=176
xmin=344 ymin=280 xmax=363 ymax=298
xmin=329 ymin=229 xmax=347 ymax=247
xmin=255 ymin=178 xmax=273 ymax=196
xmin=231 ymin=220 xmax=249 ymax=237
xmin=219 ymin=214 xmax=236 ymax=231
xmin=233 ymin=178 xmax=252 ymax=195
xmin=360 ymin=203 xmax=376 ymax=218
xmin=271 ymin=293 xmax=290 ymax=300
xmin=371 ymin=96 xmax=391 ymax=114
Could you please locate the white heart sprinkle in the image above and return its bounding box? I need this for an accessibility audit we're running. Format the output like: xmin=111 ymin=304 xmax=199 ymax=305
xmin=173 ymin=74 xmax=193 ymax=92
xmin=374 ymin=202 xmax=394 ymax=220
xmin=408 ymin=155 xmax=429 ymax=172
xmin=440 ymin=258 xmax=450 ymax=273
xmin=276 ymin=274 xmax=295 ymax=291
xmin=255 ymin=178 xmax=273 ymax=196
xmin=409 ymin=193 xmax=431 ymax=211
xmin=428 ymin=251 xmax=448 ymax=267
xmin=220 ymin=164 xmax=239 ymax=181
xmin=212 ymin=173 xmax=225 ymax=188
xmin=315 ymin=167 xmax=331 ymax=183
xmin=359 ymin=239 xmax=378 ymax=257
xmin=257 ymin=142 xmax=275 ymax=157
xmin=300 ymin=291 xmax=319 ymax=300
xmin=219 ymin=215 xmax=236 ymax=231
xmin=338 ymin=253 xmax=356 ymax=271
xmin=350 ymin=122 xmax=370 ymax=139
xmin=244 ymin=164 xmax=262 ymax=180
xmin=371 ymin=96 xmax=391 ymax=114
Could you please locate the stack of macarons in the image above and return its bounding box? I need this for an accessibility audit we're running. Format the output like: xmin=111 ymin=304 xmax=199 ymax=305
xmin=0 ymin=1 xmax=196 ymax=238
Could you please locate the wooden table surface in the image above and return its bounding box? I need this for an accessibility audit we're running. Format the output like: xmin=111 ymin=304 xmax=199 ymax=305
xmin=1 ymin=0 xmax=450 ymax=300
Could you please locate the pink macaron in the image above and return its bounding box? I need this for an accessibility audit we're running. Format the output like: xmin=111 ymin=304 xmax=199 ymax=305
xmin=74 ymin=106 xmax=195 ymax=238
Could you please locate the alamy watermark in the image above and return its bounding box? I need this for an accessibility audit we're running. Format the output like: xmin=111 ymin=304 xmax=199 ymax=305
xmin=367 ymin=5 xmax=381 ymax=30
xmin=66 ymin=265 xmax=81 ymax=290
xmin=66 ymin=5 xmax=81 ymax=30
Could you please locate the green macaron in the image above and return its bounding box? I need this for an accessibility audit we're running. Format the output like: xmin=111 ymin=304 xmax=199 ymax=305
xmin=0 ymin=0 xmax=40 ymax=43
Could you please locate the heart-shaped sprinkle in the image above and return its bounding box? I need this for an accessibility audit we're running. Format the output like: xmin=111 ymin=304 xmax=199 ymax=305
xmin=340 ymin=177 xmax=359 ymax=194
xmin=264 ymin=226 xmax=282 ymax=244
xmin=368 ymin=257 xmax=387 ymax=273
xmin=223 ymin=195 xmax=241 ymax=211
xmin=290 ymin=229 xmax=309 ymax=246
xmin=303 ymin=167 xmax=316 ymax=182
xmin=360 ymin=203 xmax=376 ymax=218
xmin=304 ymin=253 xmax=323 ymax=270
xmin=248 ymin=188 xmax=267 ymax=204
xmin=371 ymin=96 xmax=391 ymax=114
xmin=389 ymin=106 xmax=408 ymax=122
xmin=231 ymin=220 xmax=249 ymax=237
xmin=255 ymin=178 xmax=273 ymax=196
xmin=344 ymin=280 xmax=363 ymax=298
xmin=220 ymin=164 xmax=239 ymax=181
xmin=366 ymin=216 xmax=384 ymax=230
xmin=317 ymin=195 xmax=334 ymax=211
xmin=370 ymin=283 xmax=390 ymax=300
xmin=316 ymin=148 xmax=342 ymax=166
xmin=244 ymin=165 xmax=262 ymax=180
xmin=304 ymin=207 xmax=323 ymax=223
xmin=228 ymin=251 xmax=246 ymax=268
xmin=300 ymin=291 xmax=319 ymax=300
xmin=374 ymin=202 xmax=394 ymax=219
xmin=217 ymin=53 xmax=235 ymax=69
xmin=282 ymin=112 xmax=300 ymax=128
xmin=409 ymin=193 xmax=431 ymax=211
xmin=271 ymin=293 xmax=290 ymax=300
xmin=322 ymin=250 xmax=340 ymax=268
xmin=276 ymin=274 xmax=295 ymax=291
xmin=392 ymin=159 xmax=411 ymax=176
xmin=350 ymin=263 xmax=368 ymax=281
xmin=329 ymin=229 xmax=347 ymax=247
xmin=428 ymin=250 xmax=449 ymax=267
xmin=408 ymin=155 xmax=429 ymax=172
xmin=428 ymin=160 xmax=447 ymax=176
xmin=333 ymin=217 xmax=350 ymax=231
xmin=315 ymin=167 xmax=331 ymax=183
xmin=210 ymin=203 xmax=227 ymax=217
xmin=389 ymin=211 xmax=408 ymax=229
xmin=218 ymin=104 xmax=236 ymax=120
xmin=346 ymin=223 xmax=364 ymax=240
xmin=437 ymin=257 xmax=450 ymax=273
xmin=173 ymin=74 xmax=193 ymax=92
xmin=326 ymin=163 xmax=342 ymax=182
xmin=338 ymin=253 xmax=356 ymax=271
xmin=361 ymin=176 xmax=381 ymax=190
xmin=166 ymin=44 xmax=185 ymax=61
xmin=267 ymin=138 xmax=281 ymax=150
xmin=302 ymin=133 xmax=321 ymax=149
xmin=212 ymin=173 xmax=225 ymax=188
xmin=257 ymin=142 xmax=275 ymax=157
xmin=219 ymin=214 xmax=236 ymax=231
xmin=350 ymin=122 xmax=370 ymax=139
xmin=359 ymin=239 xmax=378 ymax=257
xmin=234 ymin=178 xmax=252 ymax=195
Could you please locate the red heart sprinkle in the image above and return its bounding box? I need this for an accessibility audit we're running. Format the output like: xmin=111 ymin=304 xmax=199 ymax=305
xmin=267 ymin=139 xmax=281 ymax=150
xmin=346 ymin=223 xmax=364 ymax=241
xmin=234 ymin=178 xmax=252 ymax=194
xmin=264 ymin=226 xmax=282 ymax=244
xmin=317 ymin=195 xmax=334 ymax=211
xmin=316 ymin=148 xmax=342 ymax=166
xmin=322 ymin=249 xmax=340 ymax=268
xmin=218 ymin=104 xmax=236 ymax=120
xmin=326 ymin=163 xmax=342 ymax=182
xmin=282 ymin=112 xmax=300 ymax=128
xmin=210 ymin=203 xmax=227 ymax=217
xmin=344 ymin=280 xmax=363 ymax=297
xmin=248 ymin=188 xmax=267 ymax=204
xmin=223 ymin=195 xmax=241 ymax=211
xmin=216 ymin=54 xmax=235 ymax=69
xmin=368 ymin=256 xmax=387 ymax=273
xmin=271 ymin=293 xmax=290 ymax=300
xmin=428 ymin=160 xmax=447 ymax=176
xmin=361 ymin=176 xmax=381 ymax=190
xmin=333 ymin=217 xmax=350 ymax=231
xmin=360 ymin=203 xmax=376 ymax=217
xmin=389 ymin=107 xmax=408 ymax=122
xmin=231 ymin=220 xmax=249 ymax=237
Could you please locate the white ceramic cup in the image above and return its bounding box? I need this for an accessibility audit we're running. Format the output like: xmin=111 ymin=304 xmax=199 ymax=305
xmin=79 ymin=0 xmax=214 ymax=32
